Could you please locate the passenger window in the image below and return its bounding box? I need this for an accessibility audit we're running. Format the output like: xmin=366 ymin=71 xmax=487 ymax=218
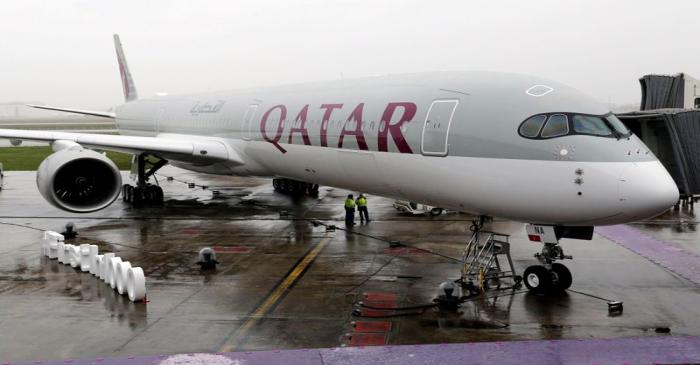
xmin=519 ymin=115 xmax=547 ymax=137
xmin=573 ymin=115 xmax=612 ymax=136
xmin=541 ymin=114 xmax=569 ymax=138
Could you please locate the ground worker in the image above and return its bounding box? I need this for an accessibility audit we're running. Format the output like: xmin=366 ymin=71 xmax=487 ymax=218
xmin=356 ymin=194 xmax=370 ymax=223
xmin=344 ymin=194 xmax=356 ymax=226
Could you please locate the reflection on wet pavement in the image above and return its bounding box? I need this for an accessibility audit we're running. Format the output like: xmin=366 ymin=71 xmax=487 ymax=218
xmin=0 ymin=166 xmax=699 ymax=363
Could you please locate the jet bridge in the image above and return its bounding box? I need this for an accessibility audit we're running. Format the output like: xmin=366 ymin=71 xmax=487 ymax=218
xmin=616 ymin=73 xmax=700 ymax=205
xmin=617 ymin=109 xmax=700 ymax=204
xmin=639 ymin=73 xmax=700 ymax=110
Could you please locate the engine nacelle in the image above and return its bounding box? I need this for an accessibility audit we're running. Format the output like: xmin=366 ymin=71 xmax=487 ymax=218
xmin=37 ymin=147 xmax=122 ymax=213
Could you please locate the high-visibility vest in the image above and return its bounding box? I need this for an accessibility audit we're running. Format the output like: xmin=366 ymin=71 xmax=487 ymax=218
xmin=345 ymin=198 xmax=356 ymax=209
xmin=357 ymin=197 xmax=367 ymax=207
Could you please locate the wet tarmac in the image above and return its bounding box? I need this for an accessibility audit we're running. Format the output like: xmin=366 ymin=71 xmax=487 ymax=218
xmin=0 ymin=166 xmax=699 ymax=363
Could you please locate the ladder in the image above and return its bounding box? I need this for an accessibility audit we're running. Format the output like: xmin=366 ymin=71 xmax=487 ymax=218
xmin=461 ymin=230 xmax=518 ymax=289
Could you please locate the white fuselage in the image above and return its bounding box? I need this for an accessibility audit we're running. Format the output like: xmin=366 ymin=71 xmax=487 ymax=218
xmin=113 ymin=72 xmax=679 ymax=226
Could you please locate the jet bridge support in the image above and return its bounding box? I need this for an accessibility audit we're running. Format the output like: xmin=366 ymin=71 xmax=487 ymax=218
xmin=122 ymin=153 xmax=167 ymax=206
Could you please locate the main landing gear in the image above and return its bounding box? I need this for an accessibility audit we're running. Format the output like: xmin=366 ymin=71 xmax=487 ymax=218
xmin=122 ymin=154 xmax=168 ymax=206
xmin=522 ymin=225 xmax=573 ymax=294
xmin=272 ymin=178 xmax=319 ymax=196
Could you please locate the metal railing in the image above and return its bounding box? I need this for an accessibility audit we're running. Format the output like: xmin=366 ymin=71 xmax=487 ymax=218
xmin=461 ymin=230 xmax=517 ymax=288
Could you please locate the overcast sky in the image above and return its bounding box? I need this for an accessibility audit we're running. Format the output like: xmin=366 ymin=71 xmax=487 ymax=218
xmin=0 ymin=0 xmax=697 ymax=109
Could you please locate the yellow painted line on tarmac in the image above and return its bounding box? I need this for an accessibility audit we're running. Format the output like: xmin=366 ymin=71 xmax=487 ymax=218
xmin=219 ymin=233 xmax=333 ymax=352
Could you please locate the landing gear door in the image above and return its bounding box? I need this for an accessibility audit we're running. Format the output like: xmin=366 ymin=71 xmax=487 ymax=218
xmin=241 ymin=104 xmax=259 ymax=140
xmin=421 ymin=100 xmax=459 ymax=156
xmin=525 ymin=224 xmax=558 ymax=244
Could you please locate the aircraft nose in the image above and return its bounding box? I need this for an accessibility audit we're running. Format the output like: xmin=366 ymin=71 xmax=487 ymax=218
xmin=619 ymin=161 xmax=679 ymax=220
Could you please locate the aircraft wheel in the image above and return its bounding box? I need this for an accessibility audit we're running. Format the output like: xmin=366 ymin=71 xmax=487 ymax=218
xmin=297 ymin=182 xmax=306 ymax=195
xmin=308 ymin=184 xmax=319 ymax=197
xmin=272 ymin=179 xmax=280 ymax=191
xmin=122 ymin=184 xmax=130 ymax=202
xmin=132 ymin=186 xmax=142 ymax=206
xmin=154 ymin=185 xmax=164 ymax=204
xmin=143 ymin=186 xmax=152 ymax=203
xmin=523 ymin=265 xmax=552 ymax=294
xmin=550 ymin=263 xmax=572 ymax=291
xmin=299 ymin=182 xmax=309 ymax=195
xmin=124 ymin=185 xmax=134 ymax=204
xmin=430 ymin=208 xmax=443 ymax=216
xmin=148 ymin=185 xmax=159 ymax=203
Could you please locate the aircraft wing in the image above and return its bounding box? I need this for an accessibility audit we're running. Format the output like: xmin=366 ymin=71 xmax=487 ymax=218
xmin=0 ymin=129 xmax=242 ymax=164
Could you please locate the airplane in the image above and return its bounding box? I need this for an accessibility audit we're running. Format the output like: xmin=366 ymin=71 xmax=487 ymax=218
xmin=0 ymin=35 xmax=679 ymax=294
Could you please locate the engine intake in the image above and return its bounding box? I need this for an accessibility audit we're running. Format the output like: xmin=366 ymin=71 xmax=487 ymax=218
xmin=37 ymin=148 xmax=122 ymax=213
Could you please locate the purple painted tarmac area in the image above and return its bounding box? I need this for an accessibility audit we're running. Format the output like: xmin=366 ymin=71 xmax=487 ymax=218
xmin=8 ymin=336 xmax=700 ymax=365
xmin=597 ymin=224 xmax=700 ymax=286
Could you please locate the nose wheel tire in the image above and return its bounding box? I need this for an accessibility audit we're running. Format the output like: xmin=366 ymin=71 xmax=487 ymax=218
xmin=524 ymin=263 xmax=573 ymax=294
xmin=523 ymin=265 xmax=552 ymax=294
xmin=550 ymin=263 xmax=572 ymax=291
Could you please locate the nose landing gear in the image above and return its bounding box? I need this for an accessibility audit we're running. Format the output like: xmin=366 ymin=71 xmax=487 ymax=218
xmin=523 ymin=225 xmax=573 ymax=294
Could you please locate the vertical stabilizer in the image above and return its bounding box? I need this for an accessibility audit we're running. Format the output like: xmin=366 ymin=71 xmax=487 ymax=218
xmin=113 ymin=34 xmax=138 ymax=102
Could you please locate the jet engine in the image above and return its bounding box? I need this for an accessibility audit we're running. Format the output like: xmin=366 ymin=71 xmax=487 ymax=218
xmin=37 ymin=146 xmax=122 ymax=213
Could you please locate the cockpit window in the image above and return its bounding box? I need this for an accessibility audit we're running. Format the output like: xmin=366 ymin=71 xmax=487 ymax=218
xmin=605 ymin=114 xmax=630 ymax=136
xmin=519 ymin=115 xmax=547 ymax=137
xmin=573 ymin=115 xmax=612 ymax=136
xmin=540 ymin=114 xmax=569 ymax=138
xmin=518 ymin=112 xmax=632 ymax=139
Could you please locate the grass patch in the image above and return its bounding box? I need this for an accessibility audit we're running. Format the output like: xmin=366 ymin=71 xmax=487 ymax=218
xmin=0 ymin=146 xmax=132 ymax=171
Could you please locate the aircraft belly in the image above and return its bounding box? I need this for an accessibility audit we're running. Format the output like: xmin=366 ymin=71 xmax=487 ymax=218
xmin=335 ymin=149 xmax=393 ymax=195
xmin=334 ymin=153 xmax=625 ymax=225
xmin=240 ymin=142 xmax=392 ymax=194
xmin=398 ymin=156 xmax=624 ymax=225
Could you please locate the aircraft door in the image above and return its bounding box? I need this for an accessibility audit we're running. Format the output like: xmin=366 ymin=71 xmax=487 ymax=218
xmin=421 ymin=100 xmax=459 ymax=156
xmin=241 ymin=104 xmax=259 ymax=140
